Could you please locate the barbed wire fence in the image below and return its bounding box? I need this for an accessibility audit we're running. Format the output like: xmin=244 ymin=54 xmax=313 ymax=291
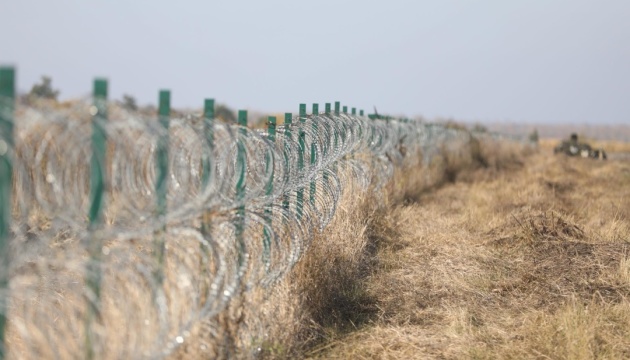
xmin=0 ymin=67 xmax=535 ymax=359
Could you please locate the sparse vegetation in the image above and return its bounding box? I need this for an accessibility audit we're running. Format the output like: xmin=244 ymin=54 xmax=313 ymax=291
xmin=121 ymin=94 xmax=138 ymax=111
xmin=216 ymin=103 xmax=237 ymax=123
xmin=28 ymin=75 xmax=59 ymax=101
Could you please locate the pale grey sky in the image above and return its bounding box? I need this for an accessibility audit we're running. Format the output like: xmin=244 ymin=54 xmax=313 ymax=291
xmin=1 ymin=0 xmax=629 ymax=123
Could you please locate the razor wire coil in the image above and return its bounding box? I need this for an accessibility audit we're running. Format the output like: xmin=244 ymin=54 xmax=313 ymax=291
xmin=0 ymin=98 xmax=535 ymax=359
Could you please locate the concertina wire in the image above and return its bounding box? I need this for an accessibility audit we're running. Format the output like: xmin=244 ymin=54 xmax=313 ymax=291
xmin=0 ymin=99 xmax=532 ymax=358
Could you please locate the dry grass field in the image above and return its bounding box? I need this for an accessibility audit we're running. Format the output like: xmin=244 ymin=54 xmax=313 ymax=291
xmin=303 ymin=140 xmax=630 ymax=359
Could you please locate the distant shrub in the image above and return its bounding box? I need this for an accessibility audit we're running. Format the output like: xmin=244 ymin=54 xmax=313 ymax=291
xmin=472 ymin=123 xmax=488 ymax=133
xmin=121 ymin=94 xmax=138 ymax=111
xmin=216 ymin=104 xmax=237 ymax=123
xmin=29 ymin=76 xmax=59 ymax=101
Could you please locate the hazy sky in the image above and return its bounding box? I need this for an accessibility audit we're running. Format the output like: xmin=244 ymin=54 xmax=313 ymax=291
xmin=2 ymin=0 xmax=629 ymax=124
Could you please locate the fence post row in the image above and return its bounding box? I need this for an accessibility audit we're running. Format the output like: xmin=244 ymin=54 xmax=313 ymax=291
xmin=0 ymin=66 xmax=15 ymax=360
xmin=263 ymin=116 xmax=276 ymax=269
xmin=0 ymin=67 xmax=398 ymax=354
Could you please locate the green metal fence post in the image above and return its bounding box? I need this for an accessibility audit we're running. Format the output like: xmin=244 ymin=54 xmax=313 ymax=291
xmin=202 ymin=98 xmax=214 ymax=188
xmin=324 ymin=102 xmax=331 ymax=156
xmin=85 ymin=78 xmax=108 ymax=359
xmin=236 ymin=110 xmax=248 ymax=205
xmin=333 ymin=101 xmax=340 ymax=170
xmin=0 ymin=66 xmax=15 ymax=360
xmin=263 ymin=116 xmax=276 ymax=268
xmin=155 ymin=90 xmax=170 ymax=283
xmin=309 ymin=104 xmax=318 ymax=206
xmin=89 ymin=79 xmax=108 ymax=229
xmin=296 ymin=104 xmax=306 ymax=219
xmin=340 ymin=105 xmax=348 ymax=170
xmin=323 ymin=103 xmax=331 ymax=180
xmin=265 ymin=116 xmax=276 ymax=197
xmin=235 ymin=110 xmax=248 ymax=265
xmin=201 ymin=99 xmax=214 ymax=237
xmin=282 ymin=113 xmax=292 ymax=215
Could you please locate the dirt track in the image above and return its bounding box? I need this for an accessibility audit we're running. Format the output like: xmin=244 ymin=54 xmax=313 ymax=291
xmin=309 ymin=151 xmax=630 ymax=359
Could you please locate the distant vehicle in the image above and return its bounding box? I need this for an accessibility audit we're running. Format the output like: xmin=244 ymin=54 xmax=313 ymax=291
xmin=554 ymin=133 xmax=607 ymax=160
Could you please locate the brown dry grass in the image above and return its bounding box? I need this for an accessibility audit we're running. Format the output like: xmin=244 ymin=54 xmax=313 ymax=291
xmin=306 ymin=142 xmax=630 ymax=359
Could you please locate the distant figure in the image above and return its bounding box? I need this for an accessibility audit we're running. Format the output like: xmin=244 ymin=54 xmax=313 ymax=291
xmin=554 ymin=133 xmax=607 ymax=160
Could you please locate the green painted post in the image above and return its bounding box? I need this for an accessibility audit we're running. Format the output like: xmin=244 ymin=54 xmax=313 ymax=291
xmin=309 ymin=104 xmax=318 ymax=206
xmin=360 ymin=110 xmax=364 ymax=116
xmin=263 ymin=116 xmax=276 ymax=268
xmin=323 ymin=103 xmax=331 ymax=181
xmin=235 ymin=111 xmax=247 ymax=265
xmin=352 ymin=107 xmax=363 ymax=139
xmin=333 ymin=102 xmax=340 ymax=170
xmin=85 ymin=78 xmax=108 ymax=359
xmin=0 ymin=67 xmax=15 ymax=359
xmin=265 ymin=117 xmax=276 ymax=195
xmin=282 ymin=113 xmax=292 ymax=213
xmin=201 ymin=99 xmax=214 ymax=238
xmin=342 ymin=106 xmax=348 ymax=155
xmin=90 ymin=79 xmax=108 ymax=227
xmin=340 ymin=105 xmax=348 ymax=169
xmin=155 ymin=90 xmax=170 ymax=282
xmin=296 ymin=104 xmax=306 ymax=219
xmin=324 ymin=103 xmax=331 ymax=155
xmin=202 ymin=99 xmax=214 ymax=188
xmin=236 ymin=111 xmax=247 ymax=202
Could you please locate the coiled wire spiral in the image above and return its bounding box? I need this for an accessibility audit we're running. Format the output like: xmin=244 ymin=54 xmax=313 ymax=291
xmin=0 ymin=100 xmax=533 ymax=358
